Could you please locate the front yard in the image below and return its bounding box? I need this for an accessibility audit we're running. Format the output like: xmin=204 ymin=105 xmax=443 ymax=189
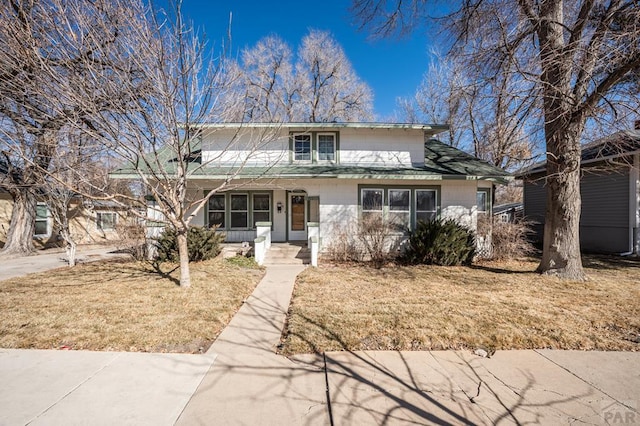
xmin=0 ymin=257 xmax=263 ymax=353
xmin=280 ymin=256 xmax=640 ymax=354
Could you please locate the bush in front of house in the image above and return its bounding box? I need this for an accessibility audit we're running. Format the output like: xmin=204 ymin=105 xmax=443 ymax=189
xmin=155 ymin=226 xmax=224 ymax=262
xmin=487 ymin=219 xmax=536 ymax=260
xmin=401 ymin=219 xmax=476 ymax=266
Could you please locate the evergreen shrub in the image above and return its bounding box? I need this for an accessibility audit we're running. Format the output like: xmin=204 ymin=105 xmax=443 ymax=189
xmin=401 ymin=219 xmax=475 ymax=266
xmin=155 ymin=226 xmax=224 ymax=262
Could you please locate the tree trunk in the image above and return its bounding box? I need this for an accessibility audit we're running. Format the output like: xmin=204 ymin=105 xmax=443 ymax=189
xmin=534 ymin=0 xmax=586 ymax=281
xmin=0 ymin=189 xmax=37 ymax=257
xmin=60 ymin=229 xmax=77 ymax=267
xmin=176 ymin=231 xmax=191 ymax=288
xmin=537 ymin=123 xmax=586 ymax=280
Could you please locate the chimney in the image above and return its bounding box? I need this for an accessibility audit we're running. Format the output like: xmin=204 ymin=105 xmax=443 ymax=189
xmin=635 ymin=119 xmax=640 ymax=130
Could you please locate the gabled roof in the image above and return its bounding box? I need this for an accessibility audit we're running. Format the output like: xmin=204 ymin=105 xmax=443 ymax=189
xmin=517 ymin=130 xmax=640 ymax=177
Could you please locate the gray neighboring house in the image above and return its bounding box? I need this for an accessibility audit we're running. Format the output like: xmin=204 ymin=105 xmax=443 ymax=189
xmin=517 ymin=126 xmax=640 ymax=254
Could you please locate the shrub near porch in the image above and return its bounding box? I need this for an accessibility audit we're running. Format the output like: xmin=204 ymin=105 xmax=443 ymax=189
xmin=280 ymin=256 xmax=640 ymax=354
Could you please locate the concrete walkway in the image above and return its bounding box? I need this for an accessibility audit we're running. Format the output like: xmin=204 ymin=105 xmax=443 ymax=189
xmin=175 ymin=264 xmax=329 ymax=425
xmin=0 ymin=245 xmax=126 ymax=281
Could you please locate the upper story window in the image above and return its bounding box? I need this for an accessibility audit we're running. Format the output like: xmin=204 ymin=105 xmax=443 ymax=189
xmin=317 ymin=134 xmax=336 ymax=162
xmin=291 ymin=132 xmax=339 ymax=164
xmin=293 ymin=134 xmax=311 ymax=162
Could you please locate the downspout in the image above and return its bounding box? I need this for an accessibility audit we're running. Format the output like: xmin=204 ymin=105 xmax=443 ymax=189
xmin=633 ymin=153 xmax=640 ymax=255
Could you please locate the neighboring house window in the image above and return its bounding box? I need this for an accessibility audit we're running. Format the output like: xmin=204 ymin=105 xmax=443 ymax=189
xmin=97 ymin=211 xmax=117 ymax=231
xmin=208 ymin=194 xmax=225 ymax=228
xmin=293 ymin=134 xmax=311 ymax=162
xmin=34 ymin=203 xmax=50 ymax=237
xmin=252 ymin=193 xmax=270 ymax=224
xmin=317 ymin=133 xmax=336 ymax=162
xmin=388 ymin=189 xmax=410 ymax=230
xmin=477 ymin=189 xmax=491 ymax=214
xmin=230 ymin=194 xmax=248 ymax=229
xmin=362 ymin=188 xmax=383 ymax=221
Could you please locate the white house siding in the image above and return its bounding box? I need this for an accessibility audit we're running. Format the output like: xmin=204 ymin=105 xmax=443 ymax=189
xmin=201 ymin=129 xmax=290 ymax=167
xmin=199 ymin=127 xmax=426 ymax=168
xmin=337 ymin=128 xmax=425 ymax=166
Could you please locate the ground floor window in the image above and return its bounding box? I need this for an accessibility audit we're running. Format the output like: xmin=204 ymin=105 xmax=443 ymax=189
xmin=361 ymin=188 xmax=383 ymax=222
xmin=358 ymin=186 xmax=440 ymax=231
xmin=34 ymin=203 xmax=50 ymax=237
xmin=96 ymin=211 xmax=117 ymax=231
xmin=208 ymin=194 xmax=225 ymax=228
xmin=206 ymin=191 xmax=272 ymax=230
xmin=477 ymin=188 xmax=491 ymax=214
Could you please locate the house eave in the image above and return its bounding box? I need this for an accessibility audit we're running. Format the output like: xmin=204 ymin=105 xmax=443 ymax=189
xmin=193 ymin=122 xmax=450 ymax=133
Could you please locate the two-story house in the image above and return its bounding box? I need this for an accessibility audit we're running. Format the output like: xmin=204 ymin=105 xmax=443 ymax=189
xmin=137 ymin=122 xmax=510 ymax=248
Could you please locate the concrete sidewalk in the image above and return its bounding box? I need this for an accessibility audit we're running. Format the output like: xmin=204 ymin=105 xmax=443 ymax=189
xmin=0 ymin=349 xmax=216 ymax=426
xmin=0 ymin=245 xmax=126 ymax=281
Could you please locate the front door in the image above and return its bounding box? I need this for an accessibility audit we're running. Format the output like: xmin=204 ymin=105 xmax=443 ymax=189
xmin=288 ymin=194 xmax=307 ymax=240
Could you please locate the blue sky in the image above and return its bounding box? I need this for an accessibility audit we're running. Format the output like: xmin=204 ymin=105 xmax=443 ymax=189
xmin=176 ymin=0 xmax=439 ymax=120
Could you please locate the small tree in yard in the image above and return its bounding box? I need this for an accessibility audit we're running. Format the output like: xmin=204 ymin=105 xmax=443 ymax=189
xmin=77 ymin=3 xmax=280 ymax=287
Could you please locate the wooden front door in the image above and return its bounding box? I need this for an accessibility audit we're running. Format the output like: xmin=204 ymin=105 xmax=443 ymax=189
xmin=288 ymin=194 xmax=307 ymax=240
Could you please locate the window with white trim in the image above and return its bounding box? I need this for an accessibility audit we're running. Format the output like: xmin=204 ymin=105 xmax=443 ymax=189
xmin=317 ymin=134 xmax=336 ymax=162
xmin=415 ymin=190 xmax=437 ymax=224
xmin=97 ymin=211 xmax=117 ymax=231
xmin=208 ymin=194 xmax=225 ymax=228
xmin=293 ymin=134 xmax=311 ymax=162
xmin=252 ymin=193 xmax=270 ymax=225
xmin=388 ymin=189 xmax=410 ymax=231
xmin=361 ymin=188 xmax=383 ymax=221
xmin=34 ymin=203 xmax=50 ymax=236
xmin=230 ymin=194 xmax=248 ymax=229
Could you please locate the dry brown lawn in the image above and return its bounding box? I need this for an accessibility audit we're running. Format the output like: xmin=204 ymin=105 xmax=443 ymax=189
xmin=281 ymin=256 xmax=640 ymax=354
xmin=0 ymin=257 xmax=263 ymax=353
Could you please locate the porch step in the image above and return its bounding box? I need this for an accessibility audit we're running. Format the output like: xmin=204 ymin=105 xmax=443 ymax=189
xmin=263 ymin=243 xmax=310 ymax=265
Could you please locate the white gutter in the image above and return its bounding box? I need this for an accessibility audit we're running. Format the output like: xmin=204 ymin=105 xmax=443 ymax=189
xmin=192 ymin=122 xmax=450 ymax=132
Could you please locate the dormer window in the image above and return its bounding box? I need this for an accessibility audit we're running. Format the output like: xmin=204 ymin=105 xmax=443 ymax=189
xmin=293 ymin=134 xmax=311 ymax=162
xmin=291 ymin=131 xmax=339 ymax=164
xmin=317 ymin=133 xmax=336 ymax=162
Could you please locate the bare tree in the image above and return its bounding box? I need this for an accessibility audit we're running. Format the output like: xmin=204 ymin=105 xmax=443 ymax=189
xmin=224 ymin=30 xmax=374 ymax=123
xmin=354 ymin=0 xmax=640 ymax=280
xmin=399 ymin=52 xmax=537 ymax=170
xmin=296 ymin=30 xmax=374 ymax=122
xmin=74 ymin=3 xmax=283 ymax=287
xmin=241 ymin=35 xmax=297 ymax=122
xmin=0 ymin=0 xmax=135 ymax=257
